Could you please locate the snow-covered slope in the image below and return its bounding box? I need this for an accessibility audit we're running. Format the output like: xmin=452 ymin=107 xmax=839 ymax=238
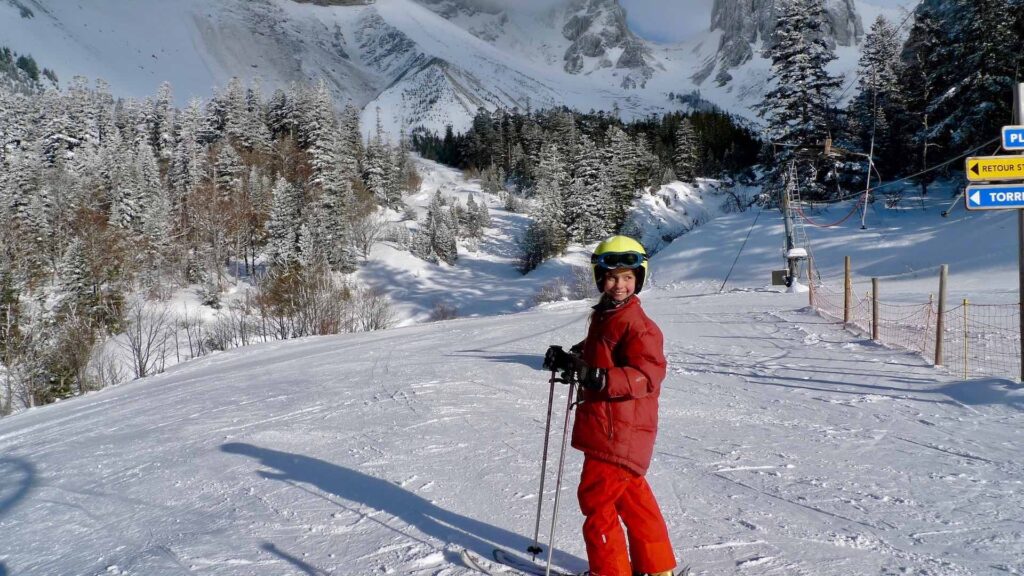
xmin=1 ymin=201 xmax=1021 ymax=574
xmin=0 ymin=0 xmax=919 ymax=135
xmin=357 ymin=157 xmax=749 ymax=325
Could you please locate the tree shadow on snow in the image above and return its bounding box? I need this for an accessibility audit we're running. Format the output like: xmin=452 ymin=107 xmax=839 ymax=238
xmin=0 ymin=457 xmax=35 ymax=519
xmin=222 ymin=443 xmax=584 ymax=571
xmin=936 ymin=378 xmax=1024 ymax=410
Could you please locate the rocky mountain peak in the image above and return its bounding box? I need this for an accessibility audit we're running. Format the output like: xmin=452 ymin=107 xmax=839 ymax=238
xmin=562 ymin=0 xmax=652 ymax=88
xmin=701 ymin=0 xmax=862 ymax=85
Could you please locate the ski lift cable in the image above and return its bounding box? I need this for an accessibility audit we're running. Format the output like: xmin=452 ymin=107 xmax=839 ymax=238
xmin=794 ymin=195 xmax=865 ymax=227
xmin=800 ymin=137 xmax=1000 ymax=206
xmin=719 ymin=205 xmax=765 ymax=294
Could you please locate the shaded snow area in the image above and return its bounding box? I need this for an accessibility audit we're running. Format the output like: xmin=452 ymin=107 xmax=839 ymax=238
xmin=1 ymin=288 xmax=1021 ymax=575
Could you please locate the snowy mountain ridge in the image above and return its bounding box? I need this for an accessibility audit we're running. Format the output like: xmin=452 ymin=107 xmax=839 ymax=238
xmin=0 ymin=0 xmax=916 ymax=136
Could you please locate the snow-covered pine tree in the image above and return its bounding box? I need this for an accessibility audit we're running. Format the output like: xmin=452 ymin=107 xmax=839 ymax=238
xmin=757 ymin=0 xmax=842 ymax=199
xmin=339 ymin=104 xmax=365 ymax=169
xmin=2 ymin=141 xmax=42 ymax=231
xmin=38 ymin=90 xmax=77 ymax=162
xmin=363 ymin=110 xmax=401 ymax=209
xmin=464 ymin=194 xmax=483 ymax=239
xmin=93 ymin=79 xmax=117 ymax=143
xmin=266 ymin=87 xmax=298 ymax=141
xmin=428 ymin=191 xmax=458 ymax=265
xmin=297 ymin=205 xmax=331 ymax=273
xmin=606 ymin=125 xmax=642 ymax=229
xmin=65 ymin=76 xmax=99 ymax=153
xmin=533 ymin=174 xmax=567 ymax=254
xmin=898 ymin=5 xmax=942 ymax=194
xmin=910 ymin=0 xmax=1022 ymax=160
xmin=56 ymin=237 xmax=92 ymax=310
xmin=106 ymin=135 xmax=143 ymax=232
xmin=23 ymin=185 xmax=52 ymax=278
xmin=298 ymin=79 xmax=335 ymax=150
xmin=151 ymin=81 xmax=175 ymax=159
xmin=673 ymin=118 xmax=700 ymax=182
xmin=241 ymin=80 xmax=272 ymax=154
xmin=565 ymin=134 xmax=611 ymax=242
xmin=265 ymin=176 xmax=303 ymax=269
xmin=214 ymin=143 xmax=244 ymax=199
xmin=848 ymin=15 xmax=905 ymax=176
xmin=134 ymin=140 xmax=166 ymax=255
xmin=319 ymin=179 xmax=358 ymax=274
xmin=474 ymin=194 xmax=491 ymax=229
xmin=410 ymin=225 xmax=436 ymax=263
xmin=169 ymin=99 xmax=207 ymax=204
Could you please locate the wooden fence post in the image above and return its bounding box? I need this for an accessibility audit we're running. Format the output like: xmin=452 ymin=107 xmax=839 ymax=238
xmin=844 ymin=256 xmax=852 ymax=325
xmin=924 ymin=294 xmax=934 ymax=353
xmin=872 ymin=277 xmax=879 ymax=341
xmin=807 ymin=255 xmax=815 ymax=308
xmin=963 ymin=298 xmax=969 ymax=380
xmin=935 ymin=264 xmax=948 ymax=366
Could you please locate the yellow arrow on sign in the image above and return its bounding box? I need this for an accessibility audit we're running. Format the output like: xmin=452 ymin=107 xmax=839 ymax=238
xmin=965 ymin=156 xmax=1024 ymax=182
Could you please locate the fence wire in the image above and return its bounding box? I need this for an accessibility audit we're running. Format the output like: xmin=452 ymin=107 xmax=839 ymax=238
xmin=811 ymin=276 xmax=1021 ymax=381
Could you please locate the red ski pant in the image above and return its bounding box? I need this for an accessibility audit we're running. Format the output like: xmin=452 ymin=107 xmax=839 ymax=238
xmin=577 ymin=457 xmax=675 ymax=576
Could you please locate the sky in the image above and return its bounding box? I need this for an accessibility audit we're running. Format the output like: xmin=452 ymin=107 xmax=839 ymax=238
xmin=619 ymin=0 xmax=713 ymax=43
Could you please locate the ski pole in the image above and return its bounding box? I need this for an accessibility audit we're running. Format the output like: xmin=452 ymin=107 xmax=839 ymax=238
xmin=544 ymin=379 xmax=577 ymax=576
xmin=527 ymin=371 xmax=558 ymax=559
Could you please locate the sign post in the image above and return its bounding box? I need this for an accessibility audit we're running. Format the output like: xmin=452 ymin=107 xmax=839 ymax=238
xmin=962 ymin=83 xmax=1024 ymax=381
xmin=1016 ymin=83 xmax=1024 ymax=382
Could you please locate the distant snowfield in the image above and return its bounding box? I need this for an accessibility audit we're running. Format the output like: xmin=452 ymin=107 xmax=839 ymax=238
xmin=2 ymin=169 xmax=1023 ymax=575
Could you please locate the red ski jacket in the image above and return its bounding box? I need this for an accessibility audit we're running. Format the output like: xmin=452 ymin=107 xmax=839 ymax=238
xmin=571 ymin=296 xmax=667 ymax=476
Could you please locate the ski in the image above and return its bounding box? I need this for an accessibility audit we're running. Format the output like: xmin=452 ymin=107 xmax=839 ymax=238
xmin=459 ymin=548 xmax=578 ymax=576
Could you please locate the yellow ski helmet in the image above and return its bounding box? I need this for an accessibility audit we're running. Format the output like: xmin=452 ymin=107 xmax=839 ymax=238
xmin=591 ymin=235 xmax=648 ymax=294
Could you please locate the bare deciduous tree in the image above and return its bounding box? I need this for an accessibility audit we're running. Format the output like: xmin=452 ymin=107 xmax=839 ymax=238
xmin=351 ymin=212 xmax=388 ymax=259
xmin=119 ymin=298 xmax=174 ymax=379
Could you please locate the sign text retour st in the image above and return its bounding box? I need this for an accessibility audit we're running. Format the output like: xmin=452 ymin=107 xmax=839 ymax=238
xmin=965 ymin=155 xmax=1024 ymax=182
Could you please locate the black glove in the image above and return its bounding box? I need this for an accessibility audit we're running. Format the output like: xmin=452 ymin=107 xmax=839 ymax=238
xmin=543 ymin=345 xmax=572 ymax=372
xmin=575 ymin=361 xmax=607 ymax=392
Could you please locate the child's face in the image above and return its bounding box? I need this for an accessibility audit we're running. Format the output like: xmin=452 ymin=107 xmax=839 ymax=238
xmin=602 ymin=268 xmax=636 ymax=301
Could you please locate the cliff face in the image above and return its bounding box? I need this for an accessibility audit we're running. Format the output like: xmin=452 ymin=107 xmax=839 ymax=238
xmin=415 ymin=0 xmax=653 ymax=88
xmin=701 ymin=0 xmax=862 ymax=84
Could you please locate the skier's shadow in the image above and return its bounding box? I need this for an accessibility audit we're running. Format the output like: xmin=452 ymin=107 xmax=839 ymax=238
xmin=0 ymin=457 xmax=35 ymax=518
xmin=221 ymin=443 xmax=583 ymax=570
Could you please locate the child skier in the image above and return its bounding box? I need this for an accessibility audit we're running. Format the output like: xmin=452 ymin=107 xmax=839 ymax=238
xmin=545 ymin=235 xmax=676 ymax=576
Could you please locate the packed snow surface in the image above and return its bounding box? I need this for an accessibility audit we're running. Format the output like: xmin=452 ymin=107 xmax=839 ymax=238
xmin=2 ymin=176 xmax=1023 ymax=574
xmin=2 ymin=289 xmax=1021 ymax=575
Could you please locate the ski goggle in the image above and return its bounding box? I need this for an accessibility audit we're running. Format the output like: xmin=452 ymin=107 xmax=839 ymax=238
xmin=591 ymin=251 xmax=646 ymax=269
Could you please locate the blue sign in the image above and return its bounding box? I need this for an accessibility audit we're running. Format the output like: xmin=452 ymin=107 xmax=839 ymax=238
xmin=1003 ymin=126 xmax=1024 ymax=150
xmin=966 ymin=184 xmax=1024 ymax=210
